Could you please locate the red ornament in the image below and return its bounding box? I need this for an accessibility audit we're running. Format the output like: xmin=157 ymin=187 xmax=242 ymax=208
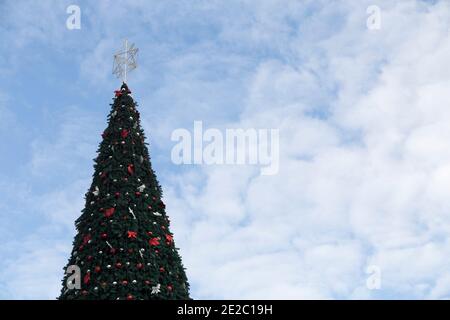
xmin=127 ymin=164 xmax=134 ymax=175
xmin=165 ymin=234 xmax=173 ymax=243
xmin=136 ymin=263 xmax=143 ymax=270
xmin=101 ymin=233 xmax=108 ymax=239
xmin=115 ymin=192 xmax=120 ymax=198
xmin=122 ymin=280 xmax=128 ymax=286
xmin=110 ymin=248 xmax=117 ymax=254
xmin=83 ymin=272 xmax=91 ymax=284
xmin=104 ymin=207 xmax=115 ymax=218
xmin=78 ymin=245 xmax=84 ymax=251
xmin=116 ymin=262 xmax=122 ymax=269
xmin=87 ymin=255 xmax=93 ymax=261
xmin=114 ymin=90 xmax=122 ymax=97
xmin=81 ymin=290 xmax=88 ymax=296
xmin=100 ymin=172 xmax=107 ymax=179
xmin=128 ymin=248 xmax=134 ymax=253
xmin=121 ymin=129 xmax=129 ymax=139
xmin=83 ymin=234 xmax=91 ymax=245
xmin=146 ymin=231 xmax=153 ymax=236
xmin=135 ymin=191 xmax=141 ymax=197
xmin=127 ymin=294 xmax=134 ymax=300
xmin=127 ymin=231 xmax=137 ymax=239
xmin=147 ymin=205 xmax=152 ymax=210
xmin=158 ymin=201 xmax=166 ymax=209
xmin=94 ymin=266 xmax=101 ymax=273
xmin=159 ymin=267 xmax=165 ymax=273
xmin=144 ymin=280 xmax=151 ymax=285
xmin=149 ymin=237 xmax=160 ymax=246
xmin=167 ymin=285 xmax=173 ymax=292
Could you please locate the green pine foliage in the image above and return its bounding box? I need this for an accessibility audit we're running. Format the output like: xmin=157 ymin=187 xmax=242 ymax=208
xmin=59 ymin=83 xmax=190 ymax=300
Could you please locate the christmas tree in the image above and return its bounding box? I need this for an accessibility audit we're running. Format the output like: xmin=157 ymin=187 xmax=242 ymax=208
xmin=59 ymin=83 xmax=190 ymax=300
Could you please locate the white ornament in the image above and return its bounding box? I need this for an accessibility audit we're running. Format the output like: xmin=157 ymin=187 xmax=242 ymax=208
xmin=151 ymin=284 xmax=161 ymax=295
xmin=111 ymin=110 xmax=117 ymax=118
xmin=137 ymin=184 xmax=146 ymax=192
xmin=92 ymin=186 xmax=99 ymax=196
xmin=153 ymin=212 xmax=162 ymax=217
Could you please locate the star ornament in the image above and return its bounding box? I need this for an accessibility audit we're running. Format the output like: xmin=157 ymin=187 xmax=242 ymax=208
xmin=127 ymin=231 xmax=137 ymax=239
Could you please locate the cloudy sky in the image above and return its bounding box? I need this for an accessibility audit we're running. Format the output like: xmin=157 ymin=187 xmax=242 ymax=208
xmin=1 ymin=0 xmax=450 ymax=299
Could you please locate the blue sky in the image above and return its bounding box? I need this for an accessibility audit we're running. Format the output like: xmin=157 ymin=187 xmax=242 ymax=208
xmin=1 ymin=0 xmax=450 ymax=299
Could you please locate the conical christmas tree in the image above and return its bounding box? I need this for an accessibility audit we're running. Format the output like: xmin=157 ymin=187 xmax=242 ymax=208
xmin=59 ymin=83 xmax=190 ymax=300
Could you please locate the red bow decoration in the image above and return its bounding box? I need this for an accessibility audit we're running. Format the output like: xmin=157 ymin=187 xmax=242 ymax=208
xmin=165 ymin=234 xmax=173 ymax=243
xmin=114 ymin=90 xmax=122 ymax=97
xmin=149 ymin=237 xmax=160 ymax=246
xmin=127 ymin=164 xmax=134 ymax=175
xmin=104 ymin=207 xmax=115 ymax=218
xmin=127 ymin=231 xmax=137 ymax=239
xmin=121 ymin=129 xmax=129 ymax=139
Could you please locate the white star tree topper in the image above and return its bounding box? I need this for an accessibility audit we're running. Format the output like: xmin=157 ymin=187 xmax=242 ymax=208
xmin=112 ymin=39 xmax=138 ymax=83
